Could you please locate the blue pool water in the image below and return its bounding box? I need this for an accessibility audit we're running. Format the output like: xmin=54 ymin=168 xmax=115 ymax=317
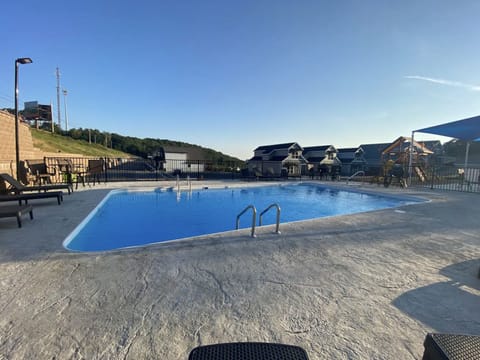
xmin=64 ymin=183 xmax=422 ymax=252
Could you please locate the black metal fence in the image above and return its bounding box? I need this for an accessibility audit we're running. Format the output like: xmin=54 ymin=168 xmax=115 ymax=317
xmin=408 ymin=165 xmax=480 ymax=193
xmin=43 ymin=157 xmax=245 ymax=183
xmin=30 ymin=157 xmax=480 ymax=194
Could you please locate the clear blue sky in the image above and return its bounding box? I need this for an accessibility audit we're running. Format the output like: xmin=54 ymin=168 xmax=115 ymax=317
xmin=1 ymin=0 xmax=479 ymax=159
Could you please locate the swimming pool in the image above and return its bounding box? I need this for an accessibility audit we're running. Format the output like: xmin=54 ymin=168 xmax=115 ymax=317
xmin=64 ymin=183 xmax=422 ymax=252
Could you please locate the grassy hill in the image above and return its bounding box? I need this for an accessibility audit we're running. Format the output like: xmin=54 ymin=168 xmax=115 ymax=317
xmin=63 ymin=127 xmax=243 ymax=163
xmin=30 ymin=128 xmax=244 ymax=165
xmin=30 ymin=129 xmax=133 ymax=157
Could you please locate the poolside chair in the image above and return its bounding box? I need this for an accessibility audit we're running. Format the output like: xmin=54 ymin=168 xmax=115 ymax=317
xmin=423 ymin=333 xmax=480 ymax=359
xmin=0 ymin=173 xmax=72 ymax=195
xmin=86 ymin=159 xmax=105 ymax=186
xmin=24 ymin=159 xmax=57 ymax=185
xmin=0 ymin=204 xmax=33 ymax=228
xmin=0 ymin=191 xmax=63 ymax=205
xmin=56 ymin=159 xmax=87 ymax=189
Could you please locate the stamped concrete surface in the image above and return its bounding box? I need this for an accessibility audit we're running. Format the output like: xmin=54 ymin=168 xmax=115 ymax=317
xmin=0 ymin=181 xmax=479 ymax=359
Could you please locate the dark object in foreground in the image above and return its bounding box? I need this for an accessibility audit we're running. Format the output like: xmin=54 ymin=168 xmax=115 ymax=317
xmin=0 ymin=205 xmax=33 ymax=227
xmin=423 ymin=333 xmax=480 ymax=359
xmin=0 ymin=191 xmax=63 ymax=205
xmin=188 ymin=342 xmax=309 ymax=360
xmin=0 ymin=172 xmax=72 ymax=194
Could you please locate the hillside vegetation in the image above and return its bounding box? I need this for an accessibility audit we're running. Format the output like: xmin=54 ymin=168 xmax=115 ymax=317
xmin=30 ymin=129 xmax=133 ymax=157
xmin=64 ymin=127 xmax=243 ymax=163
xmin=31 ymin=127 xmax=243 ymax=164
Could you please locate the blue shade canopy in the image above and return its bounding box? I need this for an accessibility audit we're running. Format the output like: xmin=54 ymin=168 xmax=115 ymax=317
xmin=415 ymin=115 xmax=480 ymax=141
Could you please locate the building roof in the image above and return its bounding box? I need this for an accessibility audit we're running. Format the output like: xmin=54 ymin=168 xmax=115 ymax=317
xmin=306 ymin=157 xmax=324 ymax=163
xmin=337 ymin=147 xmax=359 ymax=153
xmin=359 ymin=143 xmax=391 ymax=164
xmin=421 ymin=140 xmax=442 ymax=152
xmin=303 ymin=145 xmax=333 ymax=153
xmin=337 ymin=148 xmax=361 ymax=161
xmin=270 ymin=156 xmax=289 ymax=161
xmin=254 ymin=142 xmax=301 ymax=153
xmin=382 ymin=136 xmax=433 ymax=156
xmin=337 ymin=153 xmax=355 ymax=161
xmin=162 ymin=146 xmax=205 ymax=160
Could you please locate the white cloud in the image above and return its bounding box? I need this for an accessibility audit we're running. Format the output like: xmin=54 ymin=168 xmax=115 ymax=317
xmin=405 ymin=75 xmax=480 ymax=91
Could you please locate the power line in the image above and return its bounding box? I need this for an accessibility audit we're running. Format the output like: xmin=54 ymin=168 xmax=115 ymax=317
xmin=0 ymin=93 xmax=13 ymax=101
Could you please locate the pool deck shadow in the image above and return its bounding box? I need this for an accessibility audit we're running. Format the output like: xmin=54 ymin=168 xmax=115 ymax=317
xmin=393 ymin=259 xmax=480 ymax=334
xmin=0 ymin=180 xmax=479 ymax=359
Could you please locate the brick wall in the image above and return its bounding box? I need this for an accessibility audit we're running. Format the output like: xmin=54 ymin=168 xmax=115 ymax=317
xmin=0 ymin=110 xmax=44 ymax=161
xmin=0 ymin=110 xmax=81 ymax=177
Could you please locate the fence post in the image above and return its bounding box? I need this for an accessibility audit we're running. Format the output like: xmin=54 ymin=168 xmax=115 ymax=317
xmin=104 ymin=157 xmax=108 ymax=183
xmin=430 ymin=166 xmax=435 ymax=190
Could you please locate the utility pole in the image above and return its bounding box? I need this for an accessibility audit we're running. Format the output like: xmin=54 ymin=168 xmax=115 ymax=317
xmin=56 ymin=67 xmax=61 ymax=130
xmin=63 ymin=89 xmax=69 ymax=131
xmin=50 ymin=101 xmax=54 ymax=133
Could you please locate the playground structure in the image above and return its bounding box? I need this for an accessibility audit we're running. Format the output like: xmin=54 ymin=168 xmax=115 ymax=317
xmin=381 ymin=136 xmax=434 ymax=186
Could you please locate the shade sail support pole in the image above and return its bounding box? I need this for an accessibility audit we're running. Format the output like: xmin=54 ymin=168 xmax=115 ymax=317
xmin=408 ymin=131 xmax=414 ymax=186
xmin=464 ymin=141 xmax=470 ymax=171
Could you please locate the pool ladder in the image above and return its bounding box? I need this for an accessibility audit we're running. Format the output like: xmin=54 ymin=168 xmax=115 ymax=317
xmin=236 ymin=203 xmax=281 ymax=238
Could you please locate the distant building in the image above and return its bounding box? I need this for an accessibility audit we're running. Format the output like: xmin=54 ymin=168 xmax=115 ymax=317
xmin=248 ymin=142 xmax=307 ymax=177
xmin=150 ymin=146 xmax=205 ymax=174
xmin=337 ymin=147 xmax=367 ymax=176
xmin=421 ymin=140 xmax=443 ymax=154
xmin=358 ymin=143 xmax=391 ymax=175
xmin=303 ymin=145 xmax=341 ymax=178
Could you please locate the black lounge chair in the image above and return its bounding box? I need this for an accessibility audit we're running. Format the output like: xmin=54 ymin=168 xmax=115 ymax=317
xmin=188 ymin=343 xmax=309 ymax=360
xmin=0 ymin=204 xmax=33 ymax=228
xmin=0 ymin=191 xmax=63 ymax=205
xmin=423 ymin=333 xmax=480 ymax=359
xmin=0 ymin=173 xmax=72 ymax=195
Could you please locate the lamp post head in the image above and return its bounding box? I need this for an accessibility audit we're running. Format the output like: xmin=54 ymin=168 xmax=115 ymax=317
xmin=16 ymin=57 xmax=33 ymax=65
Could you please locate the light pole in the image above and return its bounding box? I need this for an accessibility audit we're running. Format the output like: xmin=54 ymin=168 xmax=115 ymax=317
xmin=14 ymin=57 xmax=33 ymax=180
xmin=63 ymin=89 xmax=69 ymax=131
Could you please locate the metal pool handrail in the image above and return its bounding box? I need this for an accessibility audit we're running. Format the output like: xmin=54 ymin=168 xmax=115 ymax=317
xmin=259 ymin=203 xmax=281 ymax=234
xmin=236 ymin=205 xmax=257 ymax=238
xmin=346 ymin=171 xmax=365 ymax=184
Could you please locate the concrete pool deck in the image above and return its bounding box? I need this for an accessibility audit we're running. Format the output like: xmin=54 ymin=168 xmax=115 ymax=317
xmin=0 ymin=180 xmax=479 ymax=359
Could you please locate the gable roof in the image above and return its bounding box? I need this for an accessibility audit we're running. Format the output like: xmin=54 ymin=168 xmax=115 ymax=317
xmin=337 ymin=147 xmax=360 ymax=153
xmin=303 ymin=145 xmax=334 ymax=153
xmin=359 ymin=143 xmax=391 ymax=164
xmin=337 ymin=148 xmax=359 ymax=161
xmin=254 ymin=142 xmax=301 ymax=153
xmin=382 ymin=136 xmax=433 ymax=155
xmin=162 ymin=146 xmax=205 ymax=160
xmin=421 ymin=140 xmax=442 ymax=152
